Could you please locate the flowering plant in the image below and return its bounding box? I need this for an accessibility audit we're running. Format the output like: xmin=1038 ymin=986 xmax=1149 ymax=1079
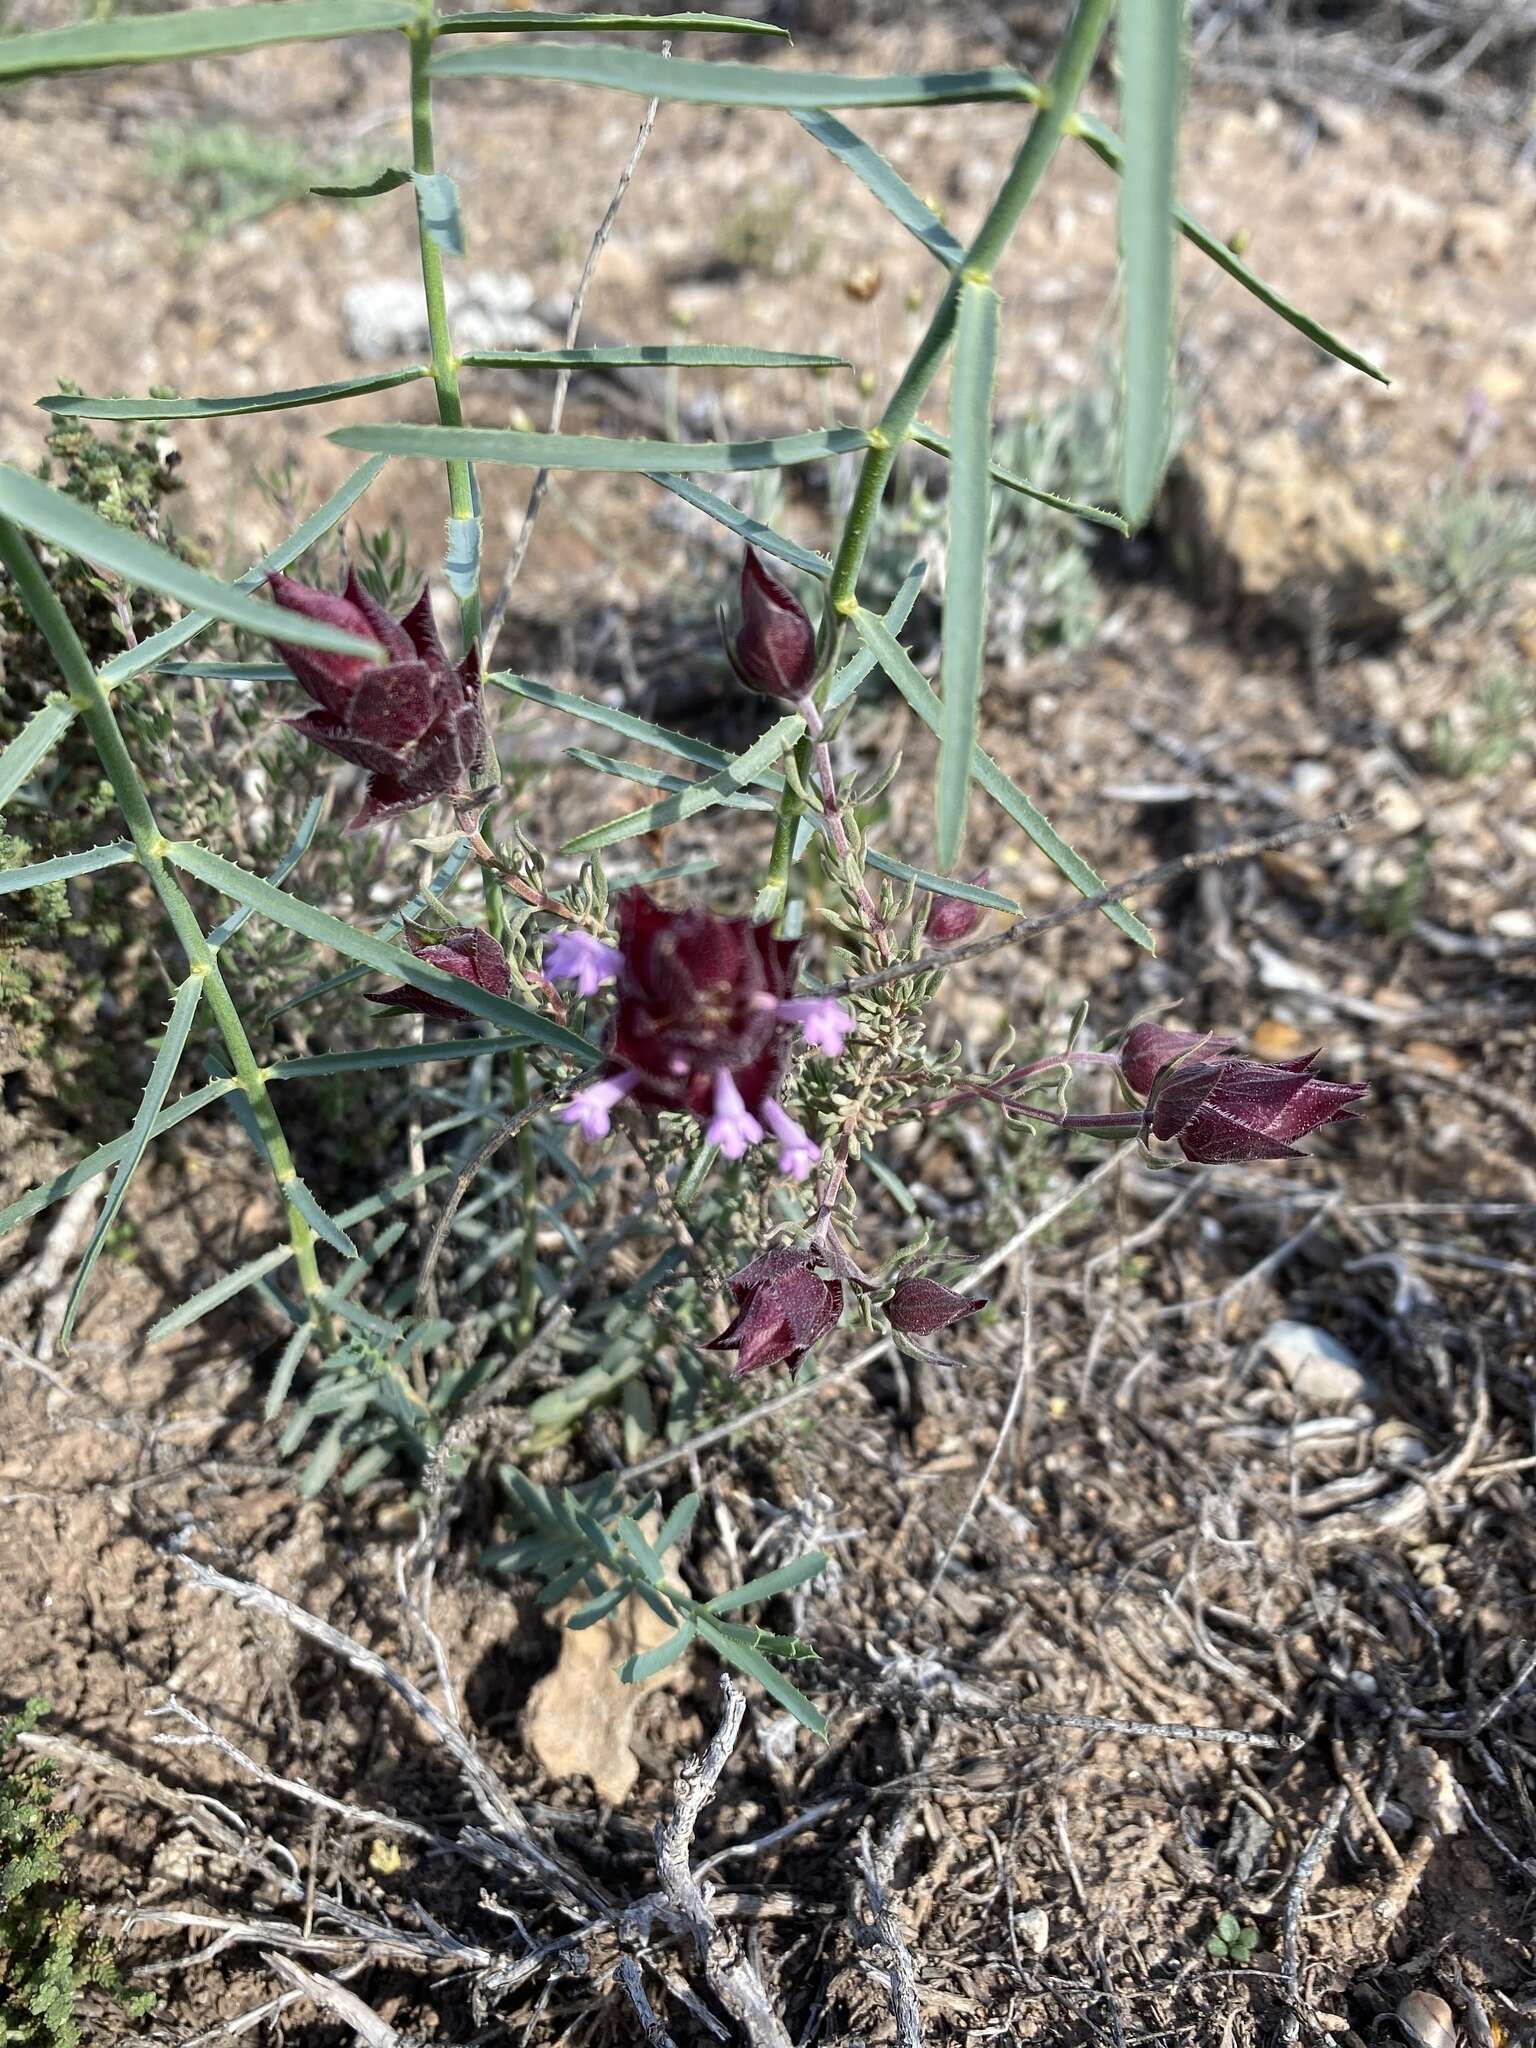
xmin=0 ymin=0 xmax=1379 ymax=1743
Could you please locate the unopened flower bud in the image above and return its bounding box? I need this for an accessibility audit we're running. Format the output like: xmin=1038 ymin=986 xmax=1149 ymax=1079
xmin=731 ymin=549 xmax=817 ymax=703
xmin=705 ymin=1246 xmax=841 ymax=1377
xmin=924 ymin=872 xmax=992 ymax=946
xmin=886 ymin=1275 xmax=986 ymax=1338
xmin=362 ymin=927 xmax=510 ymax=1023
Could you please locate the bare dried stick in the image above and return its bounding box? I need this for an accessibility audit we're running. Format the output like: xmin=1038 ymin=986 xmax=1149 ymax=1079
xmin=482 ymin=50 xmax=668 ymax=649
xmin=1279 ymin=1784 xmax=1349 ymax=2046
xmin=264 ymin=1953 xmax=404 ymax=2046
xmin=850 ymin=1815 xmax=925 ymax=2048
xmin=915 ymin=1265 xmax=1032 ymax=1622
xmin=170 ymin=1546 xmax=604 ymax=1915
xmin=826 ymin=809 xmax=1373 ymax=999
xmin=417 ymin=1088 xmax=555 ymax=1323
xmin=616 ymin=1955 xmax=680 ymax=2048
xmin=654 ymin=1676 xmax=792 ymax=2048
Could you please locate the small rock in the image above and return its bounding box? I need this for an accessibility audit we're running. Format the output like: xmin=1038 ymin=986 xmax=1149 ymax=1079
xmin=1402 ymin=1040 xmax=1464 ymax=1075
xmin=1250 ymin=1018 xmax=1310 ymax=1061
xmin=1475 ymin=361 xmax=1526 ymax=408
xmin=1016 ymin=1906 xmax=1050 ymax=1957
xmin=343 ymin=271 xmax=544 ymax=359
xmin=523 ymin=1588 xmax=680 ymax=1805
xmin=1397 ymin=1989 xmax=1455 ymax=2048
xmin=1490 ymin=906 xmax=1536 ymax=940
xmin=1376 ymin=783 xmax=1427 ymax=835
xmin=1260 ymin=1319 xmax=1373 ymax=1409
xmin=1448 ymin=202 xmax=1517 ymax=268
xmin=1291 ymin=760 xmax=1334 ymax=803
xmin=1160 ymin=427 xmax=1404 ymax=639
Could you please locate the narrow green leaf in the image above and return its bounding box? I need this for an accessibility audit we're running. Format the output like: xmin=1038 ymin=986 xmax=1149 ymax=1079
xmin=566 ymin=1583 xmax=629 ymax=1629
xmin=165 ymin=840 xmax=595 ymax=1062
xmin=0 ymin=839 xmax=135 ymax=894
xmin=1117 ymin=0 xmax=1184 ymax=529
xmin=330 ymin=421 xmax=869 ymax=473
xmin=207 ymin=797 xmax=322 ymax=950
xmin=412 ymin=170 xmax=464 ymax=258
xmin=262 ymin=833 xmax=473 ymax=1021
xmin=158 ymin=662 xmax=288 ymax=680
xmin=794 ymin=110 xmax=965 ymax=269
xmin=299 ymin=1422 xmax=349 ymax=1498
xmin=937 ymin=280 xmax=1000 ymax=872
xmin=0 ymin=0 xmax=415 ymax=80
xmin=655 ymin=1491 xmax=702 ymax=1558
xmin=462 ymin=343 xmax=848 ymax=371
xmin=563 ymin=746 xmax=773 ymax=815
xmin=647 ymin=475 xmax=833 ymax=580
xmin=0 ymin=1077 xmax=236 ymax=1242
xmin=910 ymin=424 xmax=1129 ymax=534
xmin=1069 ymin=108 xmax=1387 ymax=385
xmin=852 ymin=608 xmax=1154 ymax=951
xmin=99 ymin=455 xmax=389 ymax=689
xmin=615 ymin=1516 xmax=667 ymax=1581
xmin=311 ymin=166 xmax=412 ymax=199
xmin=145 ymin=1164 xmax=448 ymax=1341
xmin=490 ymin=671 xmax=747 ymax=774
xmin=59 ymin=975 xmax=204 ymax=1347
xmin=0 ymin=697 xmax=75 ymax=811
xmin=268 ymin=1030 xmax=534 ymax=1081
xmin=38 ymin=368 xmax=428 ymax=423
xmin=284 ymin=1175 xmax=357 ymax=1260
xmin=432 ymin=42 xmax=1044 ymax=112
xmin=695 ymin=1617 xmax=827 ymax=1737
xmin=0 ymin=464 xmax=380 ymax=660
xmin=264 ymin=1321 xmax=315 ymax=1418
xmin=436 ymin=10 xmax=788 ymax=33
xmin=560 ymin=712 xmax=804 ymax=856
xmin=618 ymin=1623 xmax=696 ymax=1685
xmin=705 ymin=1550 xmax=830 ymax=1614
xmin=864 ymin=851 xmax=1018 ymax=914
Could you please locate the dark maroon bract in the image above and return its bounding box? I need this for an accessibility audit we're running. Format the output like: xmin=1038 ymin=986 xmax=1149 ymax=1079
xmin=268 ymin=568 xmax=487 ymax=831
xmin=886 ymin=1275 xmax=987 ymax=1338
xmin=923 ymin=872 xmax=992 ymax=947
xmin=363 ymin=927 xmax=510 ymax=1023
xmin=1118 ymin=1020 xmax=1240 ymax=1100
xmin=705 ymin=1247 xmax=842 ymax=1378
xmin=728 ymin=549 xmax=817 ymax=703
xmin=1146 ymin=1053 xmax=1369 ymax=1164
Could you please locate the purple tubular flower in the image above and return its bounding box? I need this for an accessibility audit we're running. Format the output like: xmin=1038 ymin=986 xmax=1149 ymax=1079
xmin=762 ymin=1099 xmax=818 ymax=1181
xmin=362 ymin=927 xmax=511 ymax=1023
xmin=543 ymin=930 xmax=622 ymax=998
xmin=559 ymin=1070 xmax=641 ymax=1142
xmin=1119 ymin=1020 xmax=1240 ymax=1100
xmin=886 ymin=1275 xmax=987 ymax=1338
xmin=707 ymin=1070 xmax=765 ymax=1160
xmin=704 ymin=1246 xmax=841 ymax=1378
xmin=924 ymin=871 xmax=992 ymax=946
xmin=1147 ymin=1054 xmax=1369 ymax=1165
xmin=268 ymin=569 xmax=487 ymax=831
xmin=730 ymin=549 xmax=817 ymax=703
xmin=777 ymin=995 xmax=855 ymax=1057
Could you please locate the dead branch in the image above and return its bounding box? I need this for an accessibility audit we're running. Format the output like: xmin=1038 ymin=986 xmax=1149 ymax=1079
xmin=654 ymin=1676 xmax=793 ymax=2048
xmin=264 ymin=1952 xmax=404 ymax=2045
xmin=850 ymin=1813 xmax=925 ymax=2048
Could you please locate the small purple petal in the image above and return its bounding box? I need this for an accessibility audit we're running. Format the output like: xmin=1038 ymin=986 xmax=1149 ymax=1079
xmin=778 ymin=996 xmax=855 ymax=1057
xmin=762 ymin=1099 xmax=818 ymax=1181
xmin=544 ymin=930 xmax=622 ymax=997
xmin=559 ymin=1070 xmax=639 ymax=1142
xmin=706 ymin=1070 xmax=765 ymax=1160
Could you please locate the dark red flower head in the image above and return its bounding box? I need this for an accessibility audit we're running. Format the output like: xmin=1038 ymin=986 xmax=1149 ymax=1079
xmin=705 ymin=1246 xmax=842 ymax=1378
xmin=1119 ymin=1020 xmax=1240 ymax=1100
xmin=362 ymin=927 xmax=510 ymax=1023
xmin=886 ymin=1275 xmax=987 ymax=1338
xmin=268 ymin=569 xmax=487 ymax=831
xmin=1147 ymin=1053 xmax=1368 ymax=1164
xmin=924 ymin=872 xmax=992 ymax=947
xmin=730 ymin=549 xmax=817 ymax=703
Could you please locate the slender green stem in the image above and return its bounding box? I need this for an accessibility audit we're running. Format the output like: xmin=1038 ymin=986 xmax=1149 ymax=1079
xmin=755 ymin=0 xmax=1113 ymax=926
xmin=827 ymin=0 xmax=1113 ymax=617
xmin=409 ymin=19 xmax=482 ymax=660
xmin=510 ymin=1050 xmax=539 ymax=1343
xmin=0 ymin=516 xmax=334 ymax=1343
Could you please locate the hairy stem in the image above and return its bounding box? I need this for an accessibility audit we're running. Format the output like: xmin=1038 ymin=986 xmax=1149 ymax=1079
xmin=510 ymin=1051 xmax=539 ymax=1342
xmin=0 ymin=517 xmax=334 ymax=1343
xmin=801 ymin=698 xmax=889 ymax=953
xmin=409 ymin=20 xmax=481 ymax=661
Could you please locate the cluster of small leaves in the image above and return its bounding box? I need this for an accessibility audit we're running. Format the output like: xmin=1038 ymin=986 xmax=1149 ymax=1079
xmin=1430 ymin=667 xmax=1533 ymax=780
xmin=486 ymin=1476 xmax=830 ymax=1735
xmin=0 ymin=1703 xmax=152 ymax=2047
xmin=1205 ymin=1911 xmax=1259 ymax=1965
